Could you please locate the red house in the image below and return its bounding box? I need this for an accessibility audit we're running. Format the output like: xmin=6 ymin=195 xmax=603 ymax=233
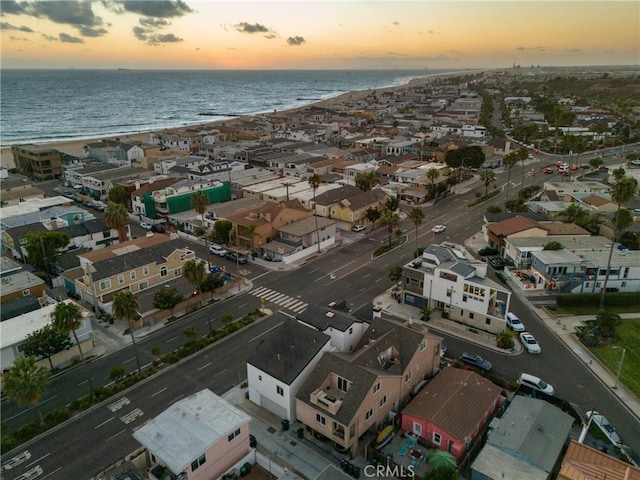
xmin=401 ymin=367 xmax=503 ymax=462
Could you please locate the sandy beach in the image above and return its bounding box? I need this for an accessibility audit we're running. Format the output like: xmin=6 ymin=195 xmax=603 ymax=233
xmin=0 ymin=71 xmax=468 ymax=170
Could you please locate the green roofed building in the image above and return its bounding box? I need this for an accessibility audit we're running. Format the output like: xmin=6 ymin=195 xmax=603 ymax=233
xmin=144 ymin=179 xmax=231 ymax=219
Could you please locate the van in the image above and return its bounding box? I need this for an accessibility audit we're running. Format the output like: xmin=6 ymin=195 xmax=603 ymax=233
xmin=209 ymin=243 xmax=228 ymax=256
xmin=506 ymin=312 xmax=525 ymax=332
xmin=517 ymin=373 xmax=555 ymax=396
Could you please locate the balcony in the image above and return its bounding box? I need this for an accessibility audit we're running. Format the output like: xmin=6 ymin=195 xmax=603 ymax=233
xmin=311 ymin=388 xmax=343 ymax=415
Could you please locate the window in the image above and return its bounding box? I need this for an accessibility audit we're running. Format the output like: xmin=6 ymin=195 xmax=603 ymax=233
xmin=276 ymin=385 xmax=284 ymax=396
xmin=228 ymin=428 xmax=241 ymax=441
xmin=174 ymin=268 xmax=181 ymax=277
xmin=405 ymin=371 xmax=412 ymax=383
xmin=621 ymin=281 xmax=627 ymax=288
xmin=433 ymin=432 xmax=441 ymax=446
xmin=160 ymin=267 xmax=167 ymax=277
xmin=379 ymin=395 xmax=387 ymax=407
xmin=139 ymin=281 xmax=148 ymax=290
xmin=420 ymin=340 xmax=426 ymax=351
xmin=349 ymin=327 xmax=353 ymax=335
xmin=130 ymin=271 xmax=136 ymax=280
xmin=365 ymin=408 xmax=373 ymax=420
xmin=118 ymin=275 xmax=124 ymax=285
xmin=337 ymin=376 xmax=350 ymax=393
xmin=485 ymin=318 xmax=490 ymax=325
xmin=22 ymin=289 xmax=30 ymax=296
xmin=190 ymin=454 xmax=206 ymax=471
xmin=258 ymin=375 xmax=262 ymax=381
xmin=99 ymin=280 xmax=111 ymax=290
xmin=316 ymin=413 xmax=326 ymax=426
xmin=143 ymin=266 xmax=149 ymax=276
xmin=447 ymin=440 xmax=454 ymax=452
xmin=19 ymin=238 xmax=27 ymax=246
xmin=373 ymin=382 xmax=380 ymax=394
xmin=469 ymin=312 xmax=474 ymax=319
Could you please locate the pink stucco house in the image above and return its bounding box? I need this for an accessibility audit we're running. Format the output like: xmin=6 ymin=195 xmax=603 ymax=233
xmin=401 ymin=367 xmax=503 ymax=462
xmin=133 ymin=389 xmax=251 ymax=480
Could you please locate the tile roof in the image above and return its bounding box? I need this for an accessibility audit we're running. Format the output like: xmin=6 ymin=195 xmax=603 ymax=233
xmin=488 ymin=216 xmax=541 ymax=237
xmin=247 ymin=317 xmax=330 ymax=384
xmin=401 ymin=367 xmax=502 ymax=441
xmin=558 ymin=440 xmax=640 ymax=480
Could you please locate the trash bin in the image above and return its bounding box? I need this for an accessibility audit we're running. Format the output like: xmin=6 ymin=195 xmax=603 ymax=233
xmin=281 ymin=419 xmax=290 ymax=431
xmin=297 ymin=427 xmax=304 ymax=439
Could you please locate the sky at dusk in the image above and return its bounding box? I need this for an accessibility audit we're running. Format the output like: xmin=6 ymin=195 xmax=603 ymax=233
xmin=1 ymin=0 xmax=638 ymax=70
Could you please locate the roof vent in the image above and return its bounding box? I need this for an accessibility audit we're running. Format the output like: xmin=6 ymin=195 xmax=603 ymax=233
xmin=325 ymin=312 xmax=335 ymax=318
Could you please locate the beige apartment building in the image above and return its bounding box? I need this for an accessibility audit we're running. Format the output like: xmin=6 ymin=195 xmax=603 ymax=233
xmin=11 ymin=144 xmax=63 ymax=180
xmin=73 ymin=235 xmax=195 ymax=314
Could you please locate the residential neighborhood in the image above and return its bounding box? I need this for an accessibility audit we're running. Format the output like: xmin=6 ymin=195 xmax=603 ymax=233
xmin=1 ymin=66 xmax=639 ymax=480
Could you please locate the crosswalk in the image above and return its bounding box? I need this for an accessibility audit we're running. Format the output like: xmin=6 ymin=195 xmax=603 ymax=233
xmin=249 ymin=287 xmax=308 ymax=314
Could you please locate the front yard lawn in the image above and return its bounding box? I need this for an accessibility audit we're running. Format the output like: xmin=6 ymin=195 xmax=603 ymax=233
xmin=589 ymin=318 xmax=640 ymax=398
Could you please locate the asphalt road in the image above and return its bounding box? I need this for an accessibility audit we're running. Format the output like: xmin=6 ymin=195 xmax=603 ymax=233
xmin=3 ymin=146 xmax=639 ymax=478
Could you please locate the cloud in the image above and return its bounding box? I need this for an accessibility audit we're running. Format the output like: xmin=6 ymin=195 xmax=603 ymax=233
xmin=387 ymin=52 xmax=408 ymax=56
xmin=78 ymin=25 xmax=108 ymax=37
xmin=59 ymin=32 xmax=84 ymax=43
xmin=264 ymin=33 xmax=277 ymax=40
xmin=428 ymin=30 xmax=435 ymax=34
xmin=147 ymin=32 xmax=183 ymax=45
xmin=516 ymin=46 xmax=545 ymax=52
xmin=233 ymin=22 xmax=268 ymax=34
xmin=0 ymin=1 xmax=30 ymax=16
xmin=287 ymin=36 xmax=305 ymax=46
xmin=0 ymin=21 xmax=34 ymax=32
xmin=133 ymin=25 xmax=147 ymax=40
xmin=9 ymin=35 xmax=30 ymax=41
xmin=392 ymin=21 xmax=399 ymax=25
xmin=108 ymin=0 xmax=192 ymax=18
xmin=41 ymin=33 xmax=57 ymax=41
xmin=139 ymin=16 xmax=170 ymax=28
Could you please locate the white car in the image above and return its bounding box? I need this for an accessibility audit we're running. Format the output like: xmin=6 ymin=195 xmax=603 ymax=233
xmin=586 ymin=411 xmax=621 ymax=446
xmin=506 ymin=312 xmax=525 ymax=332
xmin=352 ymin=224 xmax=366 ymax=232
xmin=517 ymin=373 xmax=554 ymax=396
xmin=209 ymin=244 xmax=228 ymax=256
xmin=140 ymin=222 xmax=153 ymax=230
xmin=432 ymin=225 xmax=446 ymax=233
xmin=519 ymin=332 xmax=541 ymax=354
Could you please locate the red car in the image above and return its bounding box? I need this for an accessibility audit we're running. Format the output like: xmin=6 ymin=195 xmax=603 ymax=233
xmin=570 ymin=164 xmax=578 ymax=170
xmin=544 ymin=168 xmax=553 ymax=174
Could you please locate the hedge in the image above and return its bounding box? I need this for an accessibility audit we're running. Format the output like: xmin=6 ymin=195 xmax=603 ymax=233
xmin=557 ymin=291 xmax=640 ymax=307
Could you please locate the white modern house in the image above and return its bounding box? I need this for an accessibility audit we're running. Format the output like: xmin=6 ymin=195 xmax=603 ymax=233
xmin=402 ymin=243 xmax=512 ymax=334
xmin=247 ymin=318 xmax=331 ymax=422
xmin=296 ymin=305 xmax=369 ymax=353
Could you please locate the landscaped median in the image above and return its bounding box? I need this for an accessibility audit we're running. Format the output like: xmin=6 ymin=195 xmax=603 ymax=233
xmin=0 ymin=308 xmax=267 ymax=454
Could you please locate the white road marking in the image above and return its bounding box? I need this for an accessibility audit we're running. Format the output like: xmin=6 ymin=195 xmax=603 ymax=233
xmin=94 ymin=417 xmax=114 ymax=430
xmin=106 ymin=429 xmax=126 ymax=442
xmin=248 ymin=322 xmax=284 ymax=342
xmin=197 ymin=361 xmax=212 ymax=371
xmin=151 ymin=387 xmax=168 ymax=398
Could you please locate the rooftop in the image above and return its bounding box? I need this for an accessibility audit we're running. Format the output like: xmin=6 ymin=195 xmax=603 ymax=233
xmin=0 ymin=270 xmax=45 ymax=296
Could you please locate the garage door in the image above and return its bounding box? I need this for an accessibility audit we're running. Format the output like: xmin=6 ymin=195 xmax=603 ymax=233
xmin=260 ymin=395 xmax=288 ymax=420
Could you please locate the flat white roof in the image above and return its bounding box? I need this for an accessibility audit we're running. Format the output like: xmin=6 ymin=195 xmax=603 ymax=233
xmin=133 ymin=389 xmax=251 ymax=474
xmin=0 ymin=196 xmax=71 ymax=221
xmin=0 ymin=299 xmax=90 ymax=348
xmin=0 ymin=271 xmax=45 ymax=295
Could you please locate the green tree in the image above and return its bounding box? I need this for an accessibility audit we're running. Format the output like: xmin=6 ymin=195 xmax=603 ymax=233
xmin=516 ymin=147 xmax=529 ymax=193
xmin=183 ymin=259 xmax=206 ymax=293
xmin=486 ymin=205 xmax=502 ymax=213
xmin=612 ymin=208 xmax=634 ymax=235
xmin=595 ymin=311 xmax=621 ymax=338
xmin=389 ymin=266 xmax=402 ymax=284
xmin=3 ymin=356 xmax=50 ymax=423
xmin=107 ymin=185 xmax=128 ymax=205
xmin=221 ymin=311 xmax=234 ymax=326
xmin=385 ymin=195 xmax=400 ymax=213
xmin=212 ymin=219 xmax=233 ymax=244
xmin=308 ymin=173 xmax=322 ymax=253
xmin=109 ymin=365 xmax=126 ymax=383
xmin=426 ymin=466 xmax=458 ymax=480
xmin=153 ymin=287 xmax=183 ymax=316
xmin=543 ymin=241 xmax=562 ymax=250
xmin=355 ymin=171 xmax=377 ymax=191
xmin=503 ymin=152 xmax=518 ymax=203
xmin=22 ymin=324 xmax=73 ymax=370
xmin=427 ymin=168 xmax=440 ymax=197
xmin=408 ymin=207 xmax=425 ymax=255
xmin=51 ymin=301 xmax=94 ymax=400
xmin=479 ymin=168 xmax=496 ymax=197
xmin=380 ymin=210 xmax=400 ymax=246
xmin=104 ymin=201 xmax=129 ymax=242
xmin=24 ymin=231 xmax=70 ymax=278
xmin=589 ymin=157 xmax=604 ymax=170
xmin=612 ymin=167 xmax=626 ymax=182
xmin=564 ymin=203 xmax=587 ymax=223
xmin=113 ymin=290 xmax=143 ymax=375
xmin=191 ymin=190 xmax=211 ymax=266
xmin=184 ymin=327 xmax=197 ymax=341
xmin=600 ymin=176 xmax=638 ymax=309
xmin=365 ymin=206 xmax=381 ymax=227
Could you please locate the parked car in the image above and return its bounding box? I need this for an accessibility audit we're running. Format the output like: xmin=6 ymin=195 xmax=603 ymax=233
xmin=140 ymin=222 xmax=153 ymax=230
xmin=517 ymin=373 xmax=554 ymax=395
xmin=150 ymin=224 xmax=165 ymax=233
xmin=458 ymin=352 xmax=492 ymax=373
xmin=586 ymin=411 xmax=621 ymax=446
xmin=478 ymin=247 xmax=499 ymax=256
xmin=519 ymin=332 xmax=541 ymax=354
xmin=489 ymin=256 xmax=507 ymax=269
xmin=209 ymin=244 xmax=228 ymax=256
xmin=506 ymin=312 xmax=525 ymax=332
xmin=431 ymin=225 xmax=446 ymax=233
xmin=543 ymin=167 xmax=553 ymax=174
xmin=352 ymin=224 xmax=366 ymax=232
xmin=225 ymin=252 xmax=248 ymax=264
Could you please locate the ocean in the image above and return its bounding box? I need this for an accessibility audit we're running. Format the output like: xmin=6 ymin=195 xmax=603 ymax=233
xmin=0 ymin=69 xmax=454 ymax=147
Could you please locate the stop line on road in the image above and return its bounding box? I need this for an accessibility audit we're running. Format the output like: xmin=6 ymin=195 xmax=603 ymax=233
xmin=249 ymin=287 xmax=308 ymax=314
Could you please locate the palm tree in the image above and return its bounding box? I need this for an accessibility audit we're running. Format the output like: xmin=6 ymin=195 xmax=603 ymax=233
xmin=599 ymin=176 xmax=638 ymax=309
xmin=427 ymin=168 xmax=439 ymax=198
xmin=517 ymin=147 xmax=528 ymax=192
xmin=408 ymin=207 xmax=425 ymax=256
xmin=380 ymin=210 xmax=400 ymax=246
xmin=51 ymin=301 xmax=94 ymax=400
xmin=113 ymin=290 xmax=143 ymax=375
xmin=3 ymin=357 xmax=50 ymax=423
xmin=191 ymin=190 xmax=211 ymax=266
xmin=503 ymin=152 xmax=518 ymax=203
xmin=183 ymin=259 xmax=206 ymax=293
xmin=308 ymin=173 xmax=322 ymax=253
xmin=479 ymin=169 xmax=496 ymax=197
xmin=104 ymin=202 xmax=129 ymax=242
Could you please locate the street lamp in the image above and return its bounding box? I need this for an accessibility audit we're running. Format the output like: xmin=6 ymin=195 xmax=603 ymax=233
xmin=612 ymin=346 xmax=626 ymax=389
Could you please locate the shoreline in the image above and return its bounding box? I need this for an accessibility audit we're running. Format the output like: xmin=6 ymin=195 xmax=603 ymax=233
xmin=0 ymin=69 xmax=479 ymax=169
